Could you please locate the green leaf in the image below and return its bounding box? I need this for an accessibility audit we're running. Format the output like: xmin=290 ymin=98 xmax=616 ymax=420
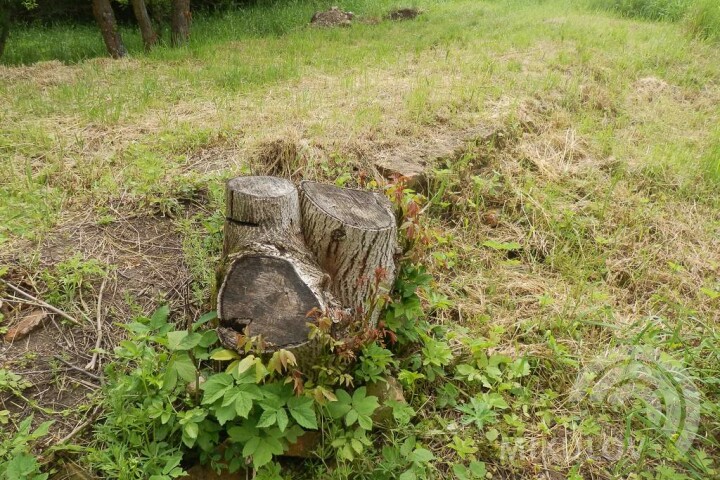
xmin=257 ymin=410 xmax=277 ymax=428
xmin=399 ymin=470 xmax=416 ymax=480
xmin=353 ymin=389 xmax=379 ymax=416
xmin=194 ymin=311 xmax=217 ymax=330
xmin=346 ymin=409 xmax=358 ymax=427
xmin=243 ymin=436 xmax=261 ymax=456
xmin=236 ymin=355 xmax=256 ymax=375
xmin=201 ymin=373 xmax=234 ymax=404
xmin=410 ymin=447 xmax=434 ymax=464
xmin=5 ymin=453 xmax=42 ymax=478
xmin=233 ymin=390 xmax=255 ymax=419
xmin=184 ymin=422 xmax=199 ymax=440
xmin=162 ymin=367 xmax=178 ymax=392
xmin=326 ymin=389 xmax=352 ymax=419
xmin=167 ymin=331 xmax=202 ymax=351
xmin=470 ymin=461 xmax=487 ymax=477
xmin=150 ymin=305 xmax=170 ymax=328
xmin=357 ymin=414 xmax=373 ymax=430
xmin=210 ymin=349 xmax=240 ymax=361
xmin=287 ymin=396 xmax=318 ymax=430
xmin=228 ymin=423 xmax=258 ymax=443
xmin=214 ymin=402 xmax=237 ymax=425
xmin=482 ymin=240 xmax=521 ymax=251
xmin=251 ymin=443 xmax=274 ymax=470
xmin=172 ymin=352 xmax=197 ymax=382
xmin=198 ymin=330 xmax=219 ymax=348
xmin=276 ymin=408 xmax=289 ymax=432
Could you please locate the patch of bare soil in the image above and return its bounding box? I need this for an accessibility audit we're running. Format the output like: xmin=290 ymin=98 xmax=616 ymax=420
xmin=310 ymin=6 xmax=354 ymax=27
xmin=386 ymin=7 xmax=421 ymax=21
xmin=0 ymin=211 xmax=198 ymax=440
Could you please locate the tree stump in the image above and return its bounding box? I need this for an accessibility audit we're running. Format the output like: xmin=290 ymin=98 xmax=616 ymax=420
xmin=217 ymin=176 xmax=397 ymax=360
xmin=299 ymin=181 xmax=397 ymax=325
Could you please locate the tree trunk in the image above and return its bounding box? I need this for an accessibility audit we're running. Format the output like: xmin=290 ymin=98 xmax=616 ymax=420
xmin=299 ymin=181 xmax=397 ymax=326
xmin=170 ymin=0 xmax=191 ymax=47
xmin=131 ymin=0 xmax=158 ymax=51
xmin=0 ymin=3 xmax=11 ymax=59
xmin=91 ymin=0 xmax=126 ymax=59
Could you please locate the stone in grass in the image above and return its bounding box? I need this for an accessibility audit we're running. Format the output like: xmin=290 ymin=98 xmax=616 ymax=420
xmin=4 ymin=310 xmax=47 ymax=342
xmin=310 ymin=7 xmax=355 ymax=28
xmin=386 ymin=8 xmax=422 ymax=21
xmin=366 ymin=376 xmax=406 ymax=426
xmin=374 ymin=157 xmax=428 ymax=190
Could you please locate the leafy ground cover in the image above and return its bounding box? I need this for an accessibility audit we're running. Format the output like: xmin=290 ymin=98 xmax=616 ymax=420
xmin=1 ymin=0 xmax=719 ymax=479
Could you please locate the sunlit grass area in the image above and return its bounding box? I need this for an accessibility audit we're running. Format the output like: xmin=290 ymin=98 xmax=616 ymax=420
xmin=1 ymin=0 xmax=719 ymax=478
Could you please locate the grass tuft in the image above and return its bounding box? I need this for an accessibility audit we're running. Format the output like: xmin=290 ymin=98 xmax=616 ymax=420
xmin=685 ymin=0 xmax=720 ymax=40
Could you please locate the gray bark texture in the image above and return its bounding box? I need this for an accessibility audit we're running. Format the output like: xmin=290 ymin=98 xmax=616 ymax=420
xmin=170 ymin=0 xmax=191 ymax=46
xmin=299 ymin=181 xmax=397 ymax=326
xmin=223 ymin=176 xmax=301 ymax=257
xmin=131 ymin=0 xmax=158 ymax=51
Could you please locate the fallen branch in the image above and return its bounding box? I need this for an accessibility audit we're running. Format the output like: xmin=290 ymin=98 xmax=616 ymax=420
xmin=53 ymin=356 xmax=103 ymax=382
xmin=0 ymin=279 xmax=81 ymax=326
xmin=85 ymin=277 xmax=107 ymax=371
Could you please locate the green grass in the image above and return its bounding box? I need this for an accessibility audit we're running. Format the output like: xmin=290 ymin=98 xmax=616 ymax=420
xmin=590 ymin=0 xmax=720 ymax=40
xmin=1 ymin=0 xmax=719 ymax=479
xmin=590 ymin=0 xmax=693 ymax=21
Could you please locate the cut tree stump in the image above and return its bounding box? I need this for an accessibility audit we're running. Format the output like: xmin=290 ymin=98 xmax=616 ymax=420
xmin=299 ymin=181 xmax=397 ymax=326
xmin=217 ymin=242 xmax=329 ymax=349
xmin=216 ymin=176 xmax=397 ymax=359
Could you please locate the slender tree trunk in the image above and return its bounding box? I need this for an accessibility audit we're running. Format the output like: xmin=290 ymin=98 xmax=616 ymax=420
xmin=92 ymin=0 xmax=127 ymax=59
xmin=0 ymin=3 xmax=11 ymax=59
xmin=131 ymin=0 xmax=158 ymax=51
xmin=170 ymin=0 xmax=191 ymax=47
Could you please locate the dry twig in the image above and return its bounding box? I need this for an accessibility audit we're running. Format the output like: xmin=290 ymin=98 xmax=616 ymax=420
xmin=0 ymin=279 xmax=81 ymax=326
xmin=85 ymin=277 xmax=107 ymax=371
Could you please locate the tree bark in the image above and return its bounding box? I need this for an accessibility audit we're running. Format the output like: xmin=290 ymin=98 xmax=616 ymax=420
xmin=223 ymin=176 xmax=301 ymax=258
xmin=170 ymin=0 xmax=191 ymax=47
xmin=0 ymin=3 xmax=11 ymax=59
xmin=131 ymin=0 xmax=158 ymax=51
xmin=299 ymin=181 xmax=397 ymax=326
xmin=91 ymin=0 xmax=127 ymax=59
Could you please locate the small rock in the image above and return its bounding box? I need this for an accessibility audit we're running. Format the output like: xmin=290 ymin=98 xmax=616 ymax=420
xmin=366 ymin=376 xmax=405 ymax=426
xmin=386 ymin=7 xmax=421 ymax=21
xmin=4 ymin=310 xmax=47 ymax=342
xmin=374 ymin=157 xmax=427 ymax=190
xmin=310 ymin=6 xmax=354 ymax=28
xmin=283 ymin=431 xmax=322 ymax=458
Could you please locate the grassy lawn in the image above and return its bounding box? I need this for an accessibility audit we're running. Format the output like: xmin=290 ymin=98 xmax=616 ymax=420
xmin=1 ymin=0 xmax=719 ymax=479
